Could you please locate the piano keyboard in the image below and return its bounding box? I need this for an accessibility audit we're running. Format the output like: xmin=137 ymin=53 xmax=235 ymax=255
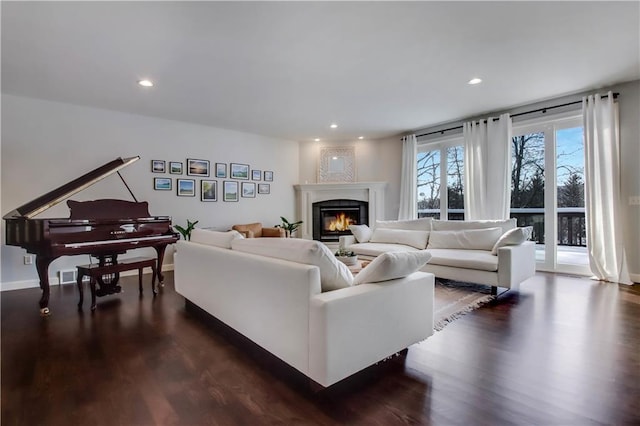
xmin=64 ymin=235 xmax=172 ymax=248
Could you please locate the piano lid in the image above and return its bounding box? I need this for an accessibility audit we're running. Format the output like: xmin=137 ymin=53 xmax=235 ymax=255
xmin=3 ymin=156 xmax=140 ymax=220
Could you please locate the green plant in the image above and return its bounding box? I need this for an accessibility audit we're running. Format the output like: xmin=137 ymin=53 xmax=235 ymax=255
xmin=174 ymin=219 xmax=199 ymax=240
xmin=335 ymin=248 xmax=356 ymax=257
xmin=275 ymin=216 xmax=303 ymax=237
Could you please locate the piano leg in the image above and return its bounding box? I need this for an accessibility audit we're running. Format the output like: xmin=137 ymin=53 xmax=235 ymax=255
xmin=35 ymin=256 xmax=55 ymax=316
xmin=154 ymin=244 xmax=168 ymax=287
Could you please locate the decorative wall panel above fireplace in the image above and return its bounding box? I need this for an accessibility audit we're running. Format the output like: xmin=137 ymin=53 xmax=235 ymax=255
xmin=318 ymin=146 xmax=356 ymax=183
xmin=294 ymin=182 xmax=387 ymax=241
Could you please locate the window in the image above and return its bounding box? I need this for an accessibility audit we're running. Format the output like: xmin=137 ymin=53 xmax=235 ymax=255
xmin=417 ymin=137 xmax=464 ymax=220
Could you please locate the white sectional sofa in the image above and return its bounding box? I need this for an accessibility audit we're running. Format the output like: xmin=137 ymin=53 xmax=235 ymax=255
xmin=340 ymin=218 xmax=536 ymax=293
xmin=174 ymin=230 xmax=435 ymax=387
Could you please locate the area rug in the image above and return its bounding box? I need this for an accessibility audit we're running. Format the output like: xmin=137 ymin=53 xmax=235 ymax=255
xmin=433 ymin=280 xmax=496 ymax=331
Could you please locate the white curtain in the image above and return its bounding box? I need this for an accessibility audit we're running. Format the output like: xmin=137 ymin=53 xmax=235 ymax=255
xmin=398 ymin=134 xmax=417 ymax=220
xmin=583 ymin=92 xmax=631 ymax=284
xmin=463 ymin=113 xmax=512 ymax=220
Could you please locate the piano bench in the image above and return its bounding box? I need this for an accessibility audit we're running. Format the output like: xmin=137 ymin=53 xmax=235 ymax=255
xmin=76 ymin=256 xmax=157 ymax=310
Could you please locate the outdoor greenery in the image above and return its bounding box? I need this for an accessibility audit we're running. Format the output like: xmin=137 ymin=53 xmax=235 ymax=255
xmin=417 ymin=132 xmax=585 ymax=212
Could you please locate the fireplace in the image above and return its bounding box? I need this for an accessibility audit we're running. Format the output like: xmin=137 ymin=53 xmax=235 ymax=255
xmin=312 ymin=199 xmax=368 ymax=242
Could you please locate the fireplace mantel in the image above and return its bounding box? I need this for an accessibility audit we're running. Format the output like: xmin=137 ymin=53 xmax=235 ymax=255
xmin=294 ymin=182 xmax=387 ymax=240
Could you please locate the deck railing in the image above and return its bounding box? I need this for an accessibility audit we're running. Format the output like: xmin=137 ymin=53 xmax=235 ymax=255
xmin=417 ymin=207 xmax=586 ymax=247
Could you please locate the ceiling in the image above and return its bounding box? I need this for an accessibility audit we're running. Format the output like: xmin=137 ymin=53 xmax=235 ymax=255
xmin=2 ymin=1 xmax=639 ymax=143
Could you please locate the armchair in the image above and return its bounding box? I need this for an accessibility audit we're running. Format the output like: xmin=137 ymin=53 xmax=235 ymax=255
xmin=231 ymin=222 xmax=286 ymax=238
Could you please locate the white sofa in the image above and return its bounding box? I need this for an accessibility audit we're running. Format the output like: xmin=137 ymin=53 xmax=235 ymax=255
xmin=174 ymin=231 xmax=435 ymax=387
xmin=340 ymin=218 xmax=536 ymax=293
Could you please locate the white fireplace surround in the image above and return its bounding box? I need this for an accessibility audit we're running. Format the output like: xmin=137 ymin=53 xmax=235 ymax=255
xmin=294 ymin=182 xmax=387 ymax=240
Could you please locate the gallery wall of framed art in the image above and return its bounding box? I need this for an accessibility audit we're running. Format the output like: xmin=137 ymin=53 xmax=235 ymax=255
xmin=151 ymin=158 xmax=274 ymax=202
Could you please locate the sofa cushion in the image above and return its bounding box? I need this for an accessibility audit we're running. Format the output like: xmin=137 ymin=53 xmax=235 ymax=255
xmin=345 ymin=242 xmax=420 ymax=257
xmin=491 ymin=226 xmax=533 ymax=255
xmin=427 ymin=227 xmax=502 ymax=251
xmin=349 ymin=224 xmax=373 ymax=243
xmin=190 ymin=229 xmax=244 ymax=248
xmin=230 ymin=238 xmax=353 ymax=292
xmin=354 ymin=251 xmax=432 ymax=285
xmin=376 ymin=217 xmax=432 ymax=231
xmin=369 ymin=228 xmax=429 ymax=249
xmin=431 ymin=218 xmax=517 ymax=234
xmin=427 ymin=249 xmax=499 ymax=272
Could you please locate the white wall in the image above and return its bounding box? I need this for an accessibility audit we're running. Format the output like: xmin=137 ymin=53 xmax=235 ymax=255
xmin=1 ymin=94 xmax=299 ymax=289
xmin=297 ymin=137 xmax=403 ymax=221
xmin=615 ymin=80 xmax=640 ymax=281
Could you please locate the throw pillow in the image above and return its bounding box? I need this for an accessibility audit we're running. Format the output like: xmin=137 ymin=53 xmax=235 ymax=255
xmin=230 ymin=238 xmax=353 ymax=292
xmin=491 ymin=226 xmax=533 ymax=255
xmin=349 ymin=224 xmax=373 ymax=243
xmin=369 ymin=228 xmax=430 ymax=249
xmin=375 ymin=217 xmax=432 ymax=231
xmin=427 ymin=227 xmax=502 ymax=251
xmin=353 ymin=251 xmax=432 ymax=285
xmin=190 ymin=229 xmax=244 ymax=249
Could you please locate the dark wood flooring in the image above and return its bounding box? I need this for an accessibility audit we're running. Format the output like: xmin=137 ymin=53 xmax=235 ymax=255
xmin=2 ymin=272 xmax=639 ymax=425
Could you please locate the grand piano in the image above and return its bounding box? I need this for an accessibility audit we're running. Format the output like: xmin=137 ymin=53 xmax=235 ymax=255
xmin=4 ymin=156 xmax=179 ymax=315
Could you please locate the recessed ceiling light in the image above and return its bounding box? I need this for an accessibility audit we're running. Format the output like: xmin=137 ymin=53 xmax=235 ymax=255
xmin=138 ymin=79 xmax=154 ymax=87
xmin=314 ymin=138 xmax=320 ymax=142
xmin=358 ymin=136 xmax=364 ymax=140
xmin=468 ymin=78 xmax=482 ymax=85
xmin=330 ymin=123 xmax=338 ymax=129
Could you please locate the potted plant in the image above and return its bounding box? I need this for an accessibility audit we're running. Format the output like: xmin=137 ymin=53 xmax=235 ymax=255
xmin=174 ymin=219 xmax=199 ymax=241
xmin=335 ymin=248 xmax=358 ymax=266
xmin=276 ymin=216 xmax=303 ymax=238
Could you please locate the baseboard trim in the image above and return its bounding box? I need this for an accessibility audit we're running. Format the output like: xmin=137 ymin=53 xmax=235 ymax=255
xmin=1 ymin=264 xmax=174 ymax=292
xmin=630 ymin=273 xmax=640 ymax=284
xmin=1 ymin=279 xmax=43 ymax=292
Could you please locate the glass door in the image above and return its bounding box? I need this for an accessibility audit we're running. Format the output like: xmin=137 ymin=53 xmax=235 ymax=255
xmin=555 ymin=124 xmax=588 ymax=275
xmin=511 ymin=115 xmax=589 ymax=274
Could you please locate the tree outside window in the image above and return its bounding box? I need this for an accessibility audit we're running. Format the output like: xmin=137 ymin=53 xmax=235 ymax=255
xmin=417 ymin=143 xmax=464 ymax=220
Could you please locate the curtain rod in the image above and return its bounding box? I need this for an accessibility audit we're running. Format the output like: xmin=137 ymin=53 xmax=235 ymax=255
xmin=414 ymin=92 xmax=619 ymax=139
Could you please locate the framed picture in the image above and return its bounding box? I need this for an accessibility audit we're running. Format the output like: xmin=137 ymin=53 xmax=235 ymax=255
xmin=187 ymin=158 xmax=210 ymax=177
xmin=223 ymin=181 xmax=239 ymax=202
xmin=215 ymin=163 xmax=227 ymax=178
xmin=169 ymin=161 xmax=183 ymax=174
xmin=258 ymin=183 xmax=270 ymax=194
xmin=263 ymin=170 xmax=273 ymax=181
xmin=151 ymin=160 xmax=165 ymax=173
xmin=177 ymin=179 xmax=196 ymax=197
xmin=252 ymin=170 xmax=262 ymax=181
xmin=154 ymin=177 xmax=172 ymax=191
xmin=241 ymin=182 xmax=256 ymax=198
xmin=201 ymin=180 xmax=217 ymax=202
xmin=230 ymin=163 xmax=250 ymax=180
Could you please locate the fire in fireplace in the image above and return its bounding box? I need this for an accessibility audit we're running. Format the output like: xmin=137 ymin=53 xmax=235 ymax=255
xmin=312 ymin=199 xmax=368 ymax=242
xmin=323 ymin=209 xmax=358 ymax=232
